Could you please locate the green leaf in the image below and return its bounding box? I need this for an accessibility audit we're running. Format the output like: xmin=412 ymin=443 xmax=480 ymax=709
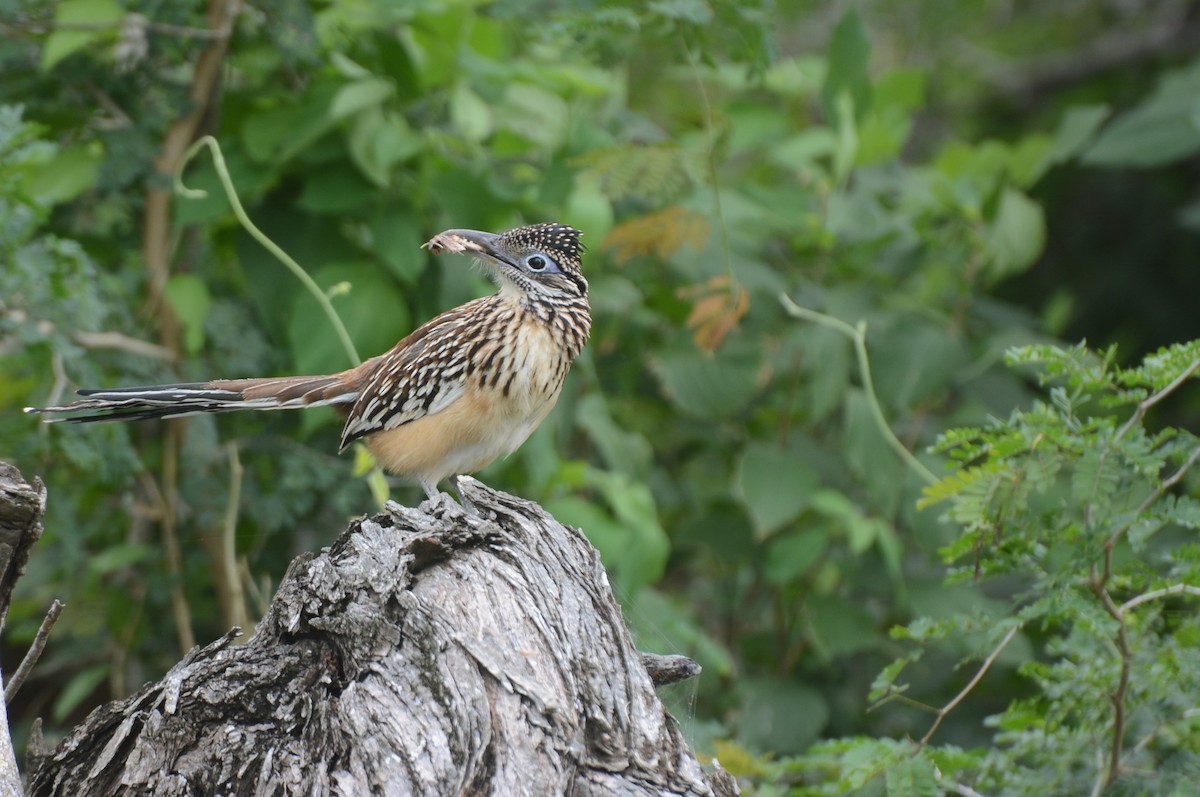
xmin=768 ymin=129 xmax=838 ymax=170
xmin=1047 ymin=104 xmax=1110 ymax=164
xmin=810 ymin=489 xmax=888 ymax=556
xmin=329 ymin=77 xmax=395 ymax=120
xmin=87 ymin=543 xmax=153 ymax=575
xmin=1083 ymin=61 xmax=1200 ymax=167
xmin=563 ymin=176 xmax=614 ymax=244
xmin=53 ymin=663 xmax=110 ymax=722
xmin=241 ymin=81 xmax=341 ymax=164
xmin=598 ymin=473 xmax=670 ymax=596
xmin=986 ymin=187 xmax=1046 ymax=279
xmin=42 ymin=0 xmax=125 ymax=71
xmin=821 ymin=9 xmax=872 ymax=127
xmin=575 ymin=393 xmax=653 ymax=479
xmin=548 ymin=471 xmax=669 ymax=598
xmin=857 ymin=68 xmax=925 ymax=164
xmin=297 ymin=164 xmax=375 ymax=214
xmin=497 ymin=83 xmax=569 ymax=150
xmin=546 ymin=495 xmax=630 ymax=575
xmin=869 ymin=652 xmax=918 ymax=702
xmin=884 ymin=750 xmax=939 ymax=797
xmin=794 ymin=324 xmax=852 ymax=424
xmin=764 ymin=528 xmax=829 ymax=586
xmin=740 ymin=676 xmax=829 ymax=754
xmin=450 ymin=82 xmax=494 ymax=143
xmin=164 ymin=274 xmax=213 ymax=356
xmin=287 ymin=262 xmax=410 ymax=376
xmin=736 ymin=442 xmax=820 ymax=539
xmin=870 ymin=321 xmax=967 ymax=411
xmin=20 ymin=142 xmax=103 ymax=204
xmin=347 ymin=108 xmax=423 ymax=187
xmin=651 ymin=349 xmax=761 ymax=419
xmin=842 ymin=391 xmax=905 ymax=515
xmin=649 ymin=0 xmax=713 ymax=24
xmin=808 ymin=595 xmax=880 ymax=658
xmin=369 ymin=206 xmax=425 ymax=284
xmin=405 ymin=6 xmax=463 ymax=89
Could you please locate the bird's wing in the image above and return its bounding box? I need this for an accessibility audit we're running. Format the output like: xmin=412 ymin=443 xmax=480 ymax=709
xmin=339 ymin=298 xmax=494 ymax=449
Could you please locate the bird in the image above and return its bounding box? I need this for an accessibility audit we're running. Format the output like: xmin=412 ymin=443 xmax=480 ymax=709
xmin=26 ymin=222 xmax=591 ymax=515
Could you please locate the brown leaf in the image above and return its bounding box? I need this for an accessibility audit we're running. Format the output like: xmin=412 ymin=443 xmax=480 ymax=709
xmin=681 ymin=276 xmax=750 ymax=351
xmin=601 ymin=207 xmax=710 ymax=264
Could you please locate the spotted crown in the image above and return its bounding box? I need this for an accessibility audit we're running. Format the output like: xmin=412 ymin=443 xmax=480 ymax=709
xmin=499 ymin=222 xmax=585 ymax=266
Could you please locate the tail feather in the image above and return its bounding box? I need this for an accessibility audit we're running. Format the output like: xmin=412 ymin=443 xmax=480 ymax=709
xmin=26 ymin=375 xmax=358 ymax=423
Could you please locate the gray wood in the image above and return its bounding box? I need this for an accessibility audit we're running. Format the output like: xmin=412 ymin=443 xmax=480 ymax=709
xmin=26 ymin=477 xmax=734 ymax=796
xmin=0 ymin=462 xmax=48 ymax=797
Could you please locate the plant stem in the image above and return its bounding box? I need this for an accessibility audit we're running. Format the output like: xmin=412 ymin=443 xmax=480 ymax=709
xmin=917 ymin=622 xmax=1021 ymax=748
xmin=175 ymin=135 xmax=361 ymax=367
xmin=780 ymin=294 xmax=938 ymax=485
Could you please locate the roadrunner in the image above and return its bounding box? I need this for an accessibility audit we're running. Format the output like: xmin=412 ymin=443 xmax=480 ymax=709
xmin=27 ymin=223 xmax=591 ymax=514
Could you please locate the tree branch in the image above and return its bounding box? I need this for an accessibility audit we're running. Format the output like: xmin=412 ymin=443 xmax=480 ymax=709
xmin=917 ymin=622 xmax=1021 ymax=748
xmin=5 ymin=600 xmax=64 ymax=703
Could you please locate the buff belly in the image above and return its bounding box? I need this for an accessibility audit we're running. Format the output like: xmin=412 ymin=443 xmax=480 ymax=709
xmin=365 ymin=322 xmax=567 ymax=486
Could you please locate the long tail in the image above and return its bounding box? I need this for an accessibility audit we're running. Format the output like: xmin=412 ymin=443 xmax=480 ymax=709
xmin=25 ymin=374 xmax=358 ymax=423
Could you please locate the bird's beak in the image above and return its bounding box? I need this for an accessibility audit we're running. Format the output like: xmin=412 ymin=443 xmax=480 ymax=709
xmin=429 ymin=229 xmax=511 ymax=267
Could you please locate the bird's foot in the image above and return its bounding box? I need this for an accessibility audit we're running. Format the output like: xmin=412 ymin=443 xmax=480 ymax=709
xmin=448 ymin=475 xmax=478 ymax=517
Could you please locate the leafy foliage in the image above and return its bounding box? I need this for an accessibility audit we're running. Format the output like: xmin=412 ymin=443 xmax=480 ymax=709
xmin=862 ymin=343 xmax=1200 ymax=795
xmin=2 ymin=1 xmax=1200 ymax=794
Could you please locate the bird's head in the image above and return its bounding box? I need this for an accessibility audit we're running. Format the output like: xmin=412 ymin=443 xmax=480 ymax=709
xmin=424 ymin=222 xmax=587 ymax=302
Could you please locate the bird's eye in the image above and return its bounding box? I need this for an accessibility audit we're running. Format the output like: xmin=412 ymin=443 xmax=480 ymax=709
xmin=525 ymin=254 xmax=558 ymax=273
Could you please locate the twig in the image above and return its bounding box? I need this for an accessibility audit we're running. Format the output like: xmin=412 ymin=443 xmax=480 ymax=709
xmin=683 ymin=40 xmax=735 ymax=294
xmin=220 ymin=443 xmax=250 ymax=633
xmin=1089 ymin=746 xmax=1106 ymax=797
xmin=238 ymin=556 xmax=270 ymax=618
xmin=47 ymin=352 xmax=69 ymax=415
xmin=1093 ymin=586 xmax=1130 ymax=788
xmin=780 ymin=294 xmax=939 ymax=485
xmin=5 ymin=600 xmax=64 ymax=703
xmin=917 ymin=622 xmax=1021 ymax=748
xmin=1086 ymin=443 xmax=1200 ymax=789
xmin=1118 ymin=583 xmax=1200 ymax=617
xmin=639 ymin=652 xmax=702 ymax=687
xmin=867 ymin=688 xmax=940 ymax=715
xmin=1085 ymin=357 xmax=1200 ymax=528
xmin=1103 ymin=444 xmax=1200 ymax=558
xmin=1126 ymin=708 xmax=1200 ymax=765
xmin=1115 ymin=357 xmax=1200 ymax=445
xmin=162 ymin=424 xmax=196 ymax=654
xmin=72 ymin=330 xmax=177 ymax=361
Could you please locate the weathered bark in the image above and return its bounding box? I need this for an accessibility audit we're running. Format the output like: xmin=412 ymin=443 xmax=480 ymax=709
xmin=0 ymin=462 xmax=49 ymax=797
xmin=27 ymin=477 xmax=735 ymax=796
xmin=0 ymin=463 xmax=46 ymax=633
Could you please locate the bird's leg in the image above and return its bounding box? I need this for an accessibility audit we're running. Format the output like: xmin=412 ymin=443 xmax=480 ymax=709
xmin=448 ymin=475 xmax=478 ymax=517
xmin=418 ymin=478 xmax=445 ymax=506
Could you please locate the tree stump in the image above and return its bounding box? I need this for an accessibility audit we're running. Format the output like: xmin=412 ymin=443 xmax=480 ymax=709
xmin=25 ymin=476 xmax=736 ymax=796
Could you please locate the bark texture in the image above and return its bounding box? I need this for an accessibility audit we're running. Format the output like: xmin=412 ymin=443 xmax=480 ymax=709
xmin=0 ymin=463 xmax=47 ymax=797
xmin=28 ymin=477 xmax=733 ymax=796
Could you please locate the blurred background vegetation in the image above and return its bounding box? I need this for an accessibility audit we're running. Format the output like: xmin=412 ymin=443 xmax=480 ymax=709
xmin=3 ymin=0 xmax=1200 ymax=794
